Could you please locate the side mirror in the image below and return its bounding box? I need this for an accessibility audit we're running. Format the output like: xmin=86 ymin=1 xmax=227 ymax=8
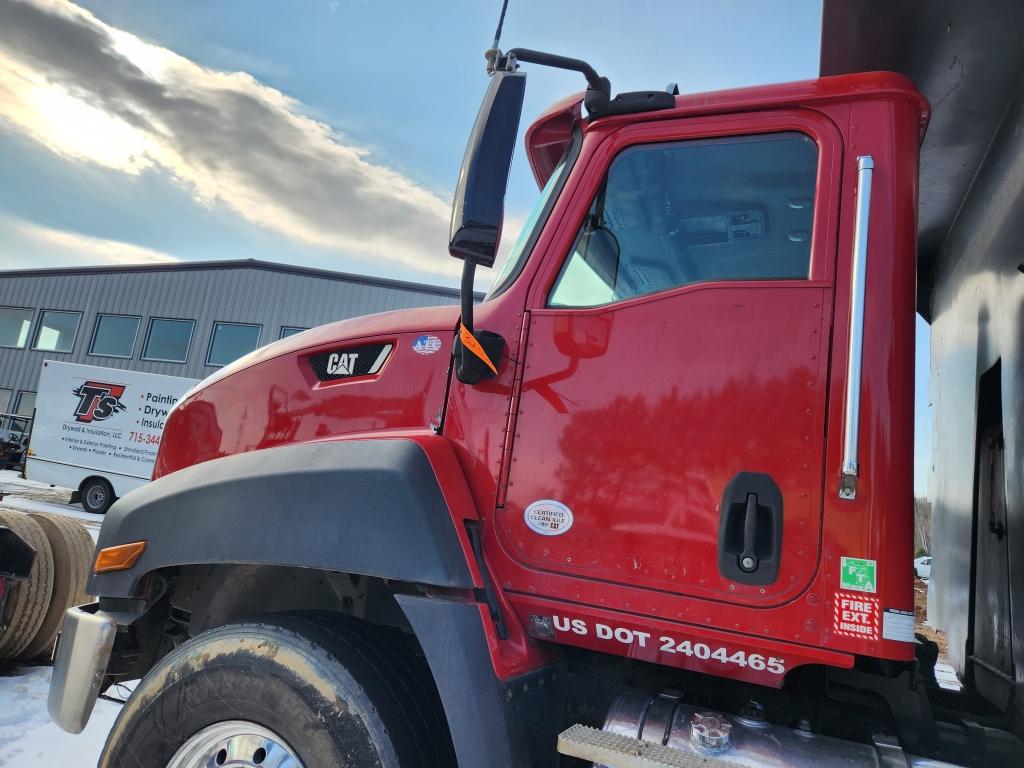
xmin=449 ymin=70 xmax=526 ymax=268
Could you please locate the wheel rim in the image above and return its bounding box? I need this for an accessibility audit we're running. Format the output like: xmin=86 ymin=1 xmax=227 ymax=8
xmin=85 ymin=484 xmax=106 ymax=509
xmin=166 ymin=721 xmax=305 ymax=768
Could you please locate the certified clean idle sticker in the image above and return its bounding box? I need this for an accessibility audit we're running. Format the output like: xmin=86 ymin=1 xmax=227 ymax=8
xmin=412 ymin=335 xmax=442 ymax=355
xmin=524 ymin=500 xmax=574 ymax=536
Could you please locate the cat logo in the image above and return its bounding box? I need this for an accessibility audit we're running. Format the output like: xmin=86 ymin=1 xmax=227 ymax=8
xmin=72 ymin=381 xmax=127 ymax=423
xmin=326 ymin=352 xmax=359 ymax=376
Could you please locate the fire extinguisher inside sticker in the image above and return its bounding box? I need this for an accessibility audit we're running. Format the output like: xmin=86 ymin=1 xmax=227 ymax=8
xmin=524 ymin=500 xmax=574 ymax=536
xmin=840 ymin=556 xmax=877 ymax=593
xmin=834 ymin=592 xmax=880 ymax=641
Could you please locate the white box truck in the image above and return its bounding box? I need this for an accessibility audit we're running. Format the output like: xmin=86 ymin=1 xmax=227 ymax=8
xmin=25 ymin=361 xmax=198 ymax=514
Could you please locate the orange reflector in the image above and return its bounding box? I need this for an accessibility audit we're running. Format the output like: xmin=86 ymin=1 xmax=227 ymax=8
xmin=458 ymin=322 xmax=498 ymax=375
xmin=94 ymin=541 xmax=146 ymax=573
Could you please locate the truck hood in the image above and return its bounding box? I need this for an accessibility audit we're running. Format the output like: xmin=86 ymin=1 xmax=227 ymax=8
xmin=155 ymin=303 xmax=460 ymax=477
xmin=183 ymin=303 xmax=460 ymax=400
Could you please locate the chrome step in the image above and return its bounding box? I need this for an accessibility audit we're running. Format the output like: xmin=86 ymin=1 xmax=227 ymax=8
xmin=557 ymin=724 xmax=745 ymax=768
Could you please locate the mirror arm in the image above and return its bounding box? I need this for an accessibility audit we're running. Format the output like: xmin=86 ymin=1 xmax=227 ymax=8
xmin=458 ymin=258 xmax=477 ymax=382
xmin=502 ymin=48 xmax=606 ymax=94
xmin=460 ymin=258 xmax=477 ymax=335
xmin=455 ymin=258 xmax=505 ymax=385
xmin=497 ymin=48 xmax=611 ymax=117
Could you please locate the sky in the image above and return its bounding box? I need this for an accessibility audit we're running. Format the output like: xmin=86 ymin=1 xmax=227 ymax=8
xmin=0 ymin=0 xmax=824 ymax=281
xmin=0 ymin=0 xmax=932 ymax=494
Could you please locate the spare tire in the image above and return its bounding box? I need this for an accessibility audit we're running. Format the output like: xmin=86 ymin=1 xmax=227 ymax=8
xmin=17 ymin=513 xmax=95 ymax=661
xmin=0 ymin=509 xmax=54 ymax=660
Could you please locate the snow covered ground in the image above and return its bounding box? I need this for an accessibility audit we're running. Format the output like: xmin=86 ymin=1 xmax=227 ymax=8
xmin=935 ymin=660 xmax=961 ymax=691
xmin=0 ymin=468 xmax=74 ymax=498
xmin=0 ymin=469 xmax=102 ymax=540
xmin=0 ymin=665 xmax=123 ymax=766
xmin=0 ymin=495 xmax=101 ymax=539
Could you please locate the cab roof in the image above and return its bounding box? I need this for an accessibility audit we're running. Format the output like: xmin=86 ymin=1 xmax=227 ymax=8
xmin=525 ymin=71 xmax=928 ymax=189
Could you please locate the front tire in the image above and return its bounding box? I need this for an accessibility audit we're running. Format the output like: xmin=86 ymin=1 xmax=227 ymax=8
xmin=99 ymin=612 xmax=455 ymax=768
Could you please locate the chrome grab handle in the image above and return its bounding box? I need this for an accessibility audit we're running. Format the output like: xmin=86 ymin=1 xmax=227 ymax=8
xmin=839 ymin=155 xmax=874 ymax=500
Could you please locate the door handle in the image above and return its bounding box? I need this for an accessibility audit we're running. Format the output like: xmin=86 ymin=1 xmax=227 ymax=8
xmin=739 ymin=493 xmax=760 ymax=573
xmin=719 ymin=472 xmax=783 ymax=586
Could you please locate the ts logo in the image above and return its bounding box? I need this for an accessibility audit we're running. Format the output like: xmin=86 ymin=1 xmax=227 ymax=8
xmin=326 ymin=352 xmax=359 ymax=376
xmin=72 ymin=381 xmax=127 ymax=423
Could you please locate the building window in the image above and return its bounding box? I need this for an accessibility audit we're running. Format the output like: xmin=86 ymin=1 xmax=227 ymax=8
xmin=142 ymin=318 xmax=195 ymax=363
xmin=280 ymin=326 xmax=309 ymax=339
xmin=207 ymin=322 xmax=262 ymax=367
xmin=32 ymin=310 xmax=82 ymax=353
xmin=90 ymin=314 xmax=142 ymax=358
xmin=0 ymin=388 xmax=11 ymax=413
xmin=14 ymin=391 xmax=36 ymax=417
xmin=0 ymin=307 xmax=34 ymax=349
xmin=1 ymin=390 xmax=31 ymax=433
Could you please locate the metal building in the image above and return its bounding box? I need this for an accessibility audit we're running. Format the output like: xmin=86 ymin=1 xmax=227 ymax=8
xmin=0 ymin=259 xmax=462 ymax=419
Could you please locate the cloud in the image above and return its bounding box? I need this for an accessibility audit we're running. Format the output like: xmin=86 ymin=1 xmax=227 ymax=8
xmin=0 ymin=0 xmax=459 ymax=279
xmin=0 ymin=214 xmax=178 ymax=268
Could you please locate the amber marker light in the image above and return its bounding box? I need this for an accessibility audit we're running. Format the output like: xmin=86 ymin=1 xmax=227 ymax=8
xmin=94 ymin=541 xmax=147 ymax=573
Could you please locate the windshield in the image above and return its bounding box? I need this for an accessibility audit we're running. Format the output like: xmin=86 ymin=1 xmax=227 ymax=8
xmin=485 ymin=137 xmax=579 ymax=299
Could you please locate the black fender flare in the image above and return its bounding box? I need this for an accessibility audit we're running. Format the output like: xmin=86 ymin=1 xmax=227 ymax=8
xmin=396 ymin=595 xmax=563 ymax=768
xmin=88 ymin=438 xmax=475 ymax=597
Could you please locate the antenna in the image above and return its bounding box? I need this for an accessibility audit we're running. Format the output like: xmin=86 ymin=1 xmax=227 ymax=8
xmin=491 ymin=0 xmax=510 ymax=50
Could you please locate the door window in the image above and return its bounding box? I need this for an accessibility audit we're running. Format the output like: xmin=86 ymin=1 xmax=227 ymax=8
xmin=549 ymin=132 xmax=818 ymax=307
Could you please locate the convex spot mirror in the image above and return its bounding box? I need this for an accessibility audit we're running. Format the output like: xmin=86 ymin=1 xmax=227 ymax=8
xmin=449 ymin=70 xmax=526 ymax=268
xmin=579 ymin=222 xmax=620 ymax=287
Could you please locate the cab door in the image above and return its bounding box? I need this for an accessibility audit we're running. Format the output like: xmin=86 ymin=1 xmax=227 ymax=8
xmin=500 ymin=111 xmax=841 ymax=606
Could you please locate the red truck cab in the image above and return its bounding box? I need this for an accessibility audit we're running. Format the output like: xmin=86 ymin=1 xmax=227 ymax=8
xmin=51 ymin=57 xmax=1010 ymax=768
xmin=158 ymin=69 xmax=926 ymax=685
